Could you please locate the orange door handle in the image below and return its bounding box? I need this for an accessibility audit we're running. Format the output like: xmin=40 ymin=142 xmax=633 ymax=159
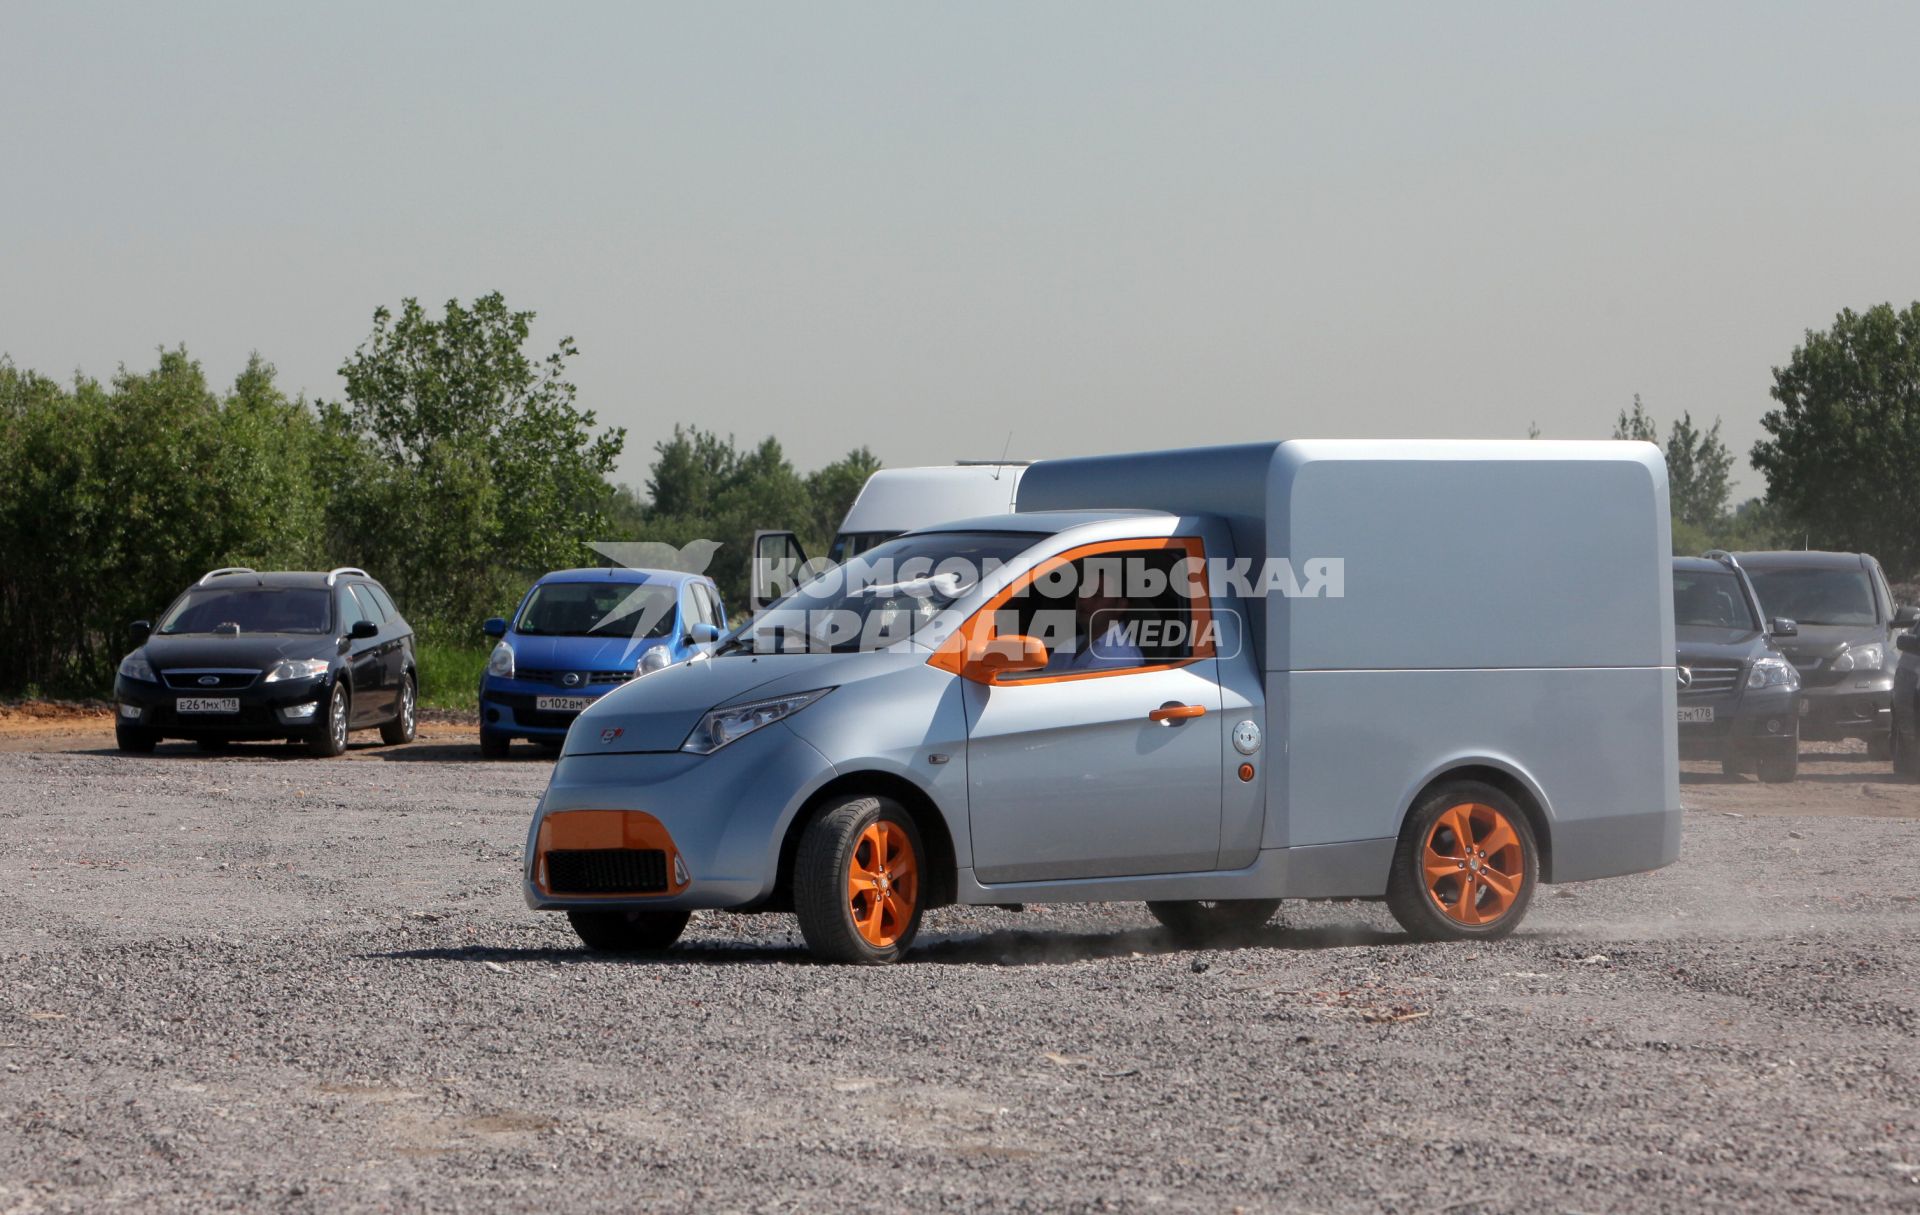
xmin=1148 ymin=703 xmax=1205 ymax=724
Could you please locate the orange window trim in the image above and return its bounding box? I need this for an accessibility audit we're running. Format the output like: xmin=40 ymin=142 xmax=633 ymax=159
xmin=928 ymin=536 xmax=1215 ymax=684
xmin=534 ymin=809 xmax=688 ymax=898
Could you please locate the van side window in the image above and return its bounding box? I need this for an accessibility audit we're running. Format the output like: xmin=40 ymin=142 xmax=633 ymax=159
xmin=992 ymin=541 xmax=1210 ymax=679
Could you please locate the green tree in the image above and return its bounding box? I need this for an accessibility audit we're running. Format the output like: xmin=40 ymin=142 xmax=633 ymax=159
xmin=1613 ymin=394 xmax=1735 ymax=536
xmin=324 ymin=294 xmax=625 ymax=631
xmin=1752 ymin=303 xmax=1920 ymax=577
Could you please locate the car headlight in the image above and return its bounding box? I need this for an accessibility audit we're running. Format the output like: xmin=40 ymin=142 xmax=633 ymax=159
xmin=1748 ymin=656 xmax=1800 ymax=690
xmin=263 ymin=657 xmax=330 ymax=683
xmin=681 ymin=688 xmax=832 ymax=755
xmin=117 ymin=652 xmax=156 ymax=682
xmin=1832 ymin=642 xmax=1884 ymax=673
xmin=487 ymin=641 xmax=515 ymax=678
xmin=638 ymin=646 xmax=672 ymax=674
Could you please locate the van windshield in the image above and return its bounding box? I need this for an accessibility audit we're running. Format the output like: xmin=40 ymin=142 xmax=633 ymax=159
xmin=1745 ymin=567 xmax=1877 ymax=627
xmin=725 ymin=530 xmax=1041 ymax=655
xmin=160 ymin=587 xmax=333 ymax=635
xmin=1672 ymin=571 xmax=1757 ymax=631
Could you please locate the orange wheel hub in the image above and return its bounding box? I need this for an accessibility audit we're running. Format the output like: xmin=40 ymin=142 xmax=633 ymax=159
xmin=1423 ymin=802 xmax=1524 ymax=926
xmin=846 ymin=820 xmax=918 ymax=947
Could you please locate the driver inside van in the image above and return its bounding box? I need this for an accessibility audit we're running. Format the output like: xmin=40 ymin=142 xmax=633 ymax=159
xmin=1046 ymin=566 xmax=1144 ymax=673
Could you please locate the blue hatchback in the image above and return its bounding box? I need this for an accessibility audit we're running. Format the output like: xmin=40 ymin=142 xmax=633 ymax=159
xmin=478 ymin=568 xmax=727 ymax=757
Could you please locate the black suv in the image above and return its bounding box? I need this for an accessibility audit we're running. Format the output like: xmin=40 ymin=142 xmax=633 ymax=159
xmin=1733 ymin=550 xmax=1917 ymax=759
xmin=113 ymin=567 xmax=417 ymax=756
xmin=1674 ymin=554 xmax=1802 ymax=781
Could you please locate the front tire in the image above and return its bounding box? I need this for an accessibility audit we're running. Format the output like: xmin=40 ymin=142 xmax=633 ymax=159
xmin=380 ymin=674 xmax=417 ymax=745
xmin=567 ymin=909 xmax=691 ymax=953
xmin=1867 ymin=732 xmax=1894 ymax=762
xmin=306 ymin=683 xmax=350 ymax=757
xmin=115 ymin=726 xmax=158 ymax=754
xmin=1720 ymin=752 xmax=1748 ymax=779
xmin=195 ymin=738 xmax=230 ymax=753
xmin=1894 ymin=721 xmax=1920 ymax=782
xmin=479 ymin=729 xmax=512 ymax=759
xmin=1756 ymin=743 xmax=1798 ymax=784
xmin=1146 ymin=899 xmax=1282 ymax=945
xmin=1386 ymin=781 xmax=1538 ymax=942
xmin=793 ymin=795 xmax=925 ymax=964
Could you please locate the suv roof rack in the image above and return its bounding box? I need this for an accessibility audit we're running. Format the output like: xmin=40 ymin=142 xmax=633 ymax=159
xmin=325 ymin=566 xmax=370 ymax=586
xmin=197 ymin=566 xmax=256 ymax=586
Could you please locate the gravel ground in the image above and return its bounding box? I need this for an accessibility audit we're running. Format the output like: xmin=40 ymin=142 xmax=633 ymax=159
xmin=1 ymin=733 xmax=1917 ymax=1213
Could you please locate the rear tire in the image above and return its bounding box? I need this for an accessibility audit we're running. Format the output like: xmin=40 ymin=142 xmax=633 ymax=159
xmin=793 ymin=795 xmax=925 ymax=964
xmin=380 ymin=675 xmax=417 ymax=745
xmin=115 ymin=726 xmax=158 ymax=754
xmin=306 ymin=683 xmax=350 ymax=757
xmin=567 ymin=909 xmax=691 ymax=953
xmin=479 ymin=729 xmax=512 ymax=759
xmin=1756 ymin=743 xmax=1798 ymax=784
xmin=1146 ymin=899 xmax=1282 ymax=945
xmin=1386 ymin=780 xmax=1538 ymax=942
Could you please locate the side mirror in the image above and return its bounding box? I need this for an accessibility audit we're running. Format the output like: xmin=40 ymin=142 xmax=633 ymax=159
xmin=689 ymin=622 xmax=721 ymax=644
xmin=483 ymin=616 xmax=508 ymax=638
xmin=963 ymin=635 xmax=1050 ymax=683
xmin=751 ymin=529 xmax=809 ymax=614
xmin=1894 ymin=605 xmax=1920 ymax=628
xmin=129 ymin=619 xmax=152 ymax=643
xmin=1898 ymin=633 xmax=1920 ymax=656
xmin=1767 ymin=617 xmax=1798 ymax=638
xmin=349 ymin=619 xmax=380 ymax=640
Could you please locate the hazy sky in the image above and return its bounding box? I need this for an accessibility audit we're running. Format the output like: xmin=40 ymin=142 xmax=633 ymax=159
xmin=6 ymin=2 xmax=1918 ymax=497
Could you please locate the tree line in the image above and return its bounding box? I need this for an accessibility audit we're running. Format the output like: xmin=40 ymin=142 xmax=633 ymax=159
xmin=5 ymin=294 xmax=1919 ymax=696
xmin=0 ymin=293 xmax=873 ymax=695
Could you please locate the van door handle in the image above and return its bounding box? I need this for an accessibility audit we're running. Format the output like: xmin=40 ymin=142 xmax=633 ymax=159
xmin=1148 ymin=703 xmax=1205 ymax=725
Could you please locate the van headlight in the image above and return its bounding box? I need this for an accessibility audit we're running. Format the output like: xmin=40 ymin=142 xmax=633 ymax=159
xmin=681 ymin=689 xmax=832 ymax=754
xmin=638 ymin=646 xmax=672 ymax=675
xmin=1748 ymin=657 xmax=1799 ymax=690
xmin=487 ymin=641 xmax=515 ymax=678
xmin=1832 ymin=642 xmax=1884 ymax=673
xmin=117 ymin=652 xmax=156 ymax=682
xmin=263 ymin=657 xmax=330 ymax=683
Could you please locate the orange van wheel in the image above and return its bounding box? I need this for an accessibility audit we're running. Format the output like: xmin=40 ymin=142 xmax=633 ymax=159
xmin=1386 ymin=780 xmax=1538 ymax=941
xmin=793 ymin=795 xmax=925 ymax=964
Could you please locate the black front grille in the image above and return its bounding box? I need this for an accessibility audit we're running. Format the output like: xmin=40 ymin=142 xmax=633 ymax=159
xmin=546 ymin=849 xmax=668 ymax=895
xmin=161 ymin=669 xmax=260 ymax=691
xmin=516 ymin=669 xmax=635 ymax=688
xmin=1679 ymin=663 xmax=1742 ymax=696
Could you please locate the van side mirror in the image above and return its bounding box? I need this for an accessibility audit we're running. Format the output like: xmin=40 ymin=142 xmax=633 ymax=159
xmin=1898 ymin=633 xmax=1920 ymax=656
xmin=483 ymin=616 xmax=508 ymax=638
xmin=129 ymin=619 xmax=152 ymax=643
xmin=1895 ymin=605 xmax=1920 ymax=628
xmin=349 ymin=619 xmax=380 ymax=640
xmin=689 ymin=622 xmax=721 ymax=644
xmin=751 ymin=530 xmax=810 ymax=614
xmin=1767 ymin=617 xmax=1798 ymax=638
xmin=963 ymin=635 xmax=1050 ymax=683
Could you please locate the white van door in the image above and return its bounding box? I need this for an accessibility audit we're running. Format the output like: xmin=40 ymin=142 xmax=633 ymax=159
xmin=962 ymin=662 xmax=1225 ymax=882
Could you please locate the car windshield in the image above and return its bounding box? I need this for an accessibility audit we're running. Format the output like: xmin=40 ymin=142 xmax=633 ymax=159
xmin=1672 ymin=570 xmax=1757 ymax=631
xmin=1745 ymin=567 xmax=1878 ymax=627
xmin=159 ymin=587 xmax=332 ymax=635
xmin=727 ymin=530 xmax=1043 ymax=654
xmin=515 ymin=582 xmax=679 ymax=639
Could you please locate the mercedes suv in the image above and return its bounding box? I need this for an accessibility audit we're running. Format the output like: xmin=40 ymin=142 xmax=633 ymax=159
xmin=1733 ymin=550 xmax=1917 ymax=759
xmin=113 ymin=567 xmax=418 ymax=757
xmin=1674 ymin=554 xmax=1801 ymax=782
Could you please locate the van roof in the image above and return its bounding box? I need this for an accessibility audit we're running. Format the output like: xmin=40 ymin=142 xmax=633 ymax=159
xmin=913 ymin=508 xmax=1171 ymax=535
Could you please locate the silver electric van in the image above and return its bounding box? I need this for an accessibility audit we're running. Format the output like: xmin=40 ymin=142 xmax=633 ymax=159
xmin=525 ymin=440 xmax=1681 ymax=963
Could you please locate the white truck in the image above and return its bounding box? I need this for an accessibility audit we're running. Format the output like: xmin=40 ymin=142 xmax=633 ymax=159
xmin=749 ymin=461 xmax=1026 ymax=612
